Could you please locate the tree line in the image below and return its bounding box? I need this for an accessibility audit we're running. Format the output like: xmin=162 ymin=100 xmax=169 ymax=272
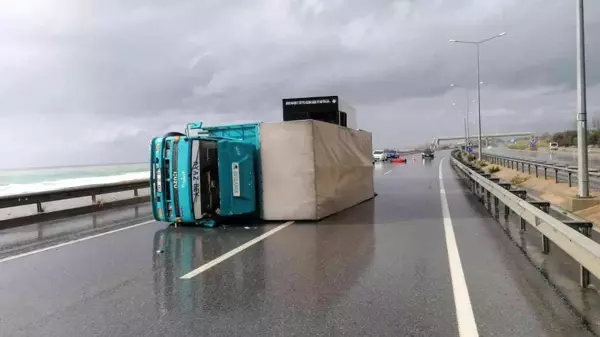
xmin=542 ymin=129 xmax=600 ymax=147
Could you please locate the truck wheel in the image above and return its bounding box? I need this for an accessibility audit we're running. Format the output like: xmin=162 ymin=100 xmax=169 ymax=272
xmin=164 ymin=132 xmax=185 ymax=137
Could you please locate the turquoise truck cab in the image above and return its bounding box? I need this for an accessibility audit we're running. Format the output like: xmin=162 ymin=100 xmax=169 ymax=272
xmin=150 ymin=121 xmax=262 ymax=226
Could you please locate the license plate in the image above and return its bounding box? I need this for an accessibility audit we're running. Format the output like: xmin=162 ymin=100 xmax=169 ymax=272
xmin=232 ymin=163 xmax=240 ymax=197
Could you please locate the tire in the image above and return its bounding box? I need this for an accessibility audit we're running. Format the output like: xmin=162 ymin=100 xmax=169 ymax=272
xmin=164 ymin=132 xmax=185 ymax=137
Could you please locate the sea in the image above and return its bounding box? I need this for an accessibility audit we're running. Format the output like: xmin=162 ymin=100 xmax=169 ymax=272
xmin=0 ymin=163 xmax=150 ymax=197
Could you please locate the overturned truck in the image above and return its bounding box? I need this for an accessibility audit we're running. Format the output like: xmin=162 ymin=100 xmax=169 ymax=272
xmin=150 ymin=98 xmax=373 ymax=227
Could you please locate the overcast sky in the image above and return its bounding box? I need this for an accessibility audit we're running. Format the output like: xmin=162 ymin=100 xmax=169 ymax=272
xmin=0 ymin=0 xmax=599 ymax=169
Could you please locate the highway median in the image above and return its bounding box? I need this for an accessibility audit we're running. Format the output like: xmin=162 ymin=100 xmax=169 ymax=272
xmin=476 ymin=154 xmax=600 ymax=231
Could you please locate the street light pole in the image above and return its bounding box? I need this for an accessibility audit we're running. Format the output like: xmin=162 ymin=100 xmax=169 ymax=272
xmin=476 ymin=44 xmax=483 ymax=159
xmin=453 ymin=101 xmax=468 ymax=147
xmin=450 ymin=83 xmax=471 ymax=148
xmin=576 ymin=0 xmax=589 ymax=197
xmin=450 ymin=32 xmax=507 ymax=159
xmin=464 ymin=117 xmax=468 ymax=150
xmin=465 ymin=90 xmax=470 ymax=144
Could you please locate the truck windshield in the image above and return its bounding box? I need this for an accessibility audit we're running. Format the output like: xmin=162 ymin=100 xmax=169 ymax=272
xmin=191 ymin=139 xmax=219 ymax=219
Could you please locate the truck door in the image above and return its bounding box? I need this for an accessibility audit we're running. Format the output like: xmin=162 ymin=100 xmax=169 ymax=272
xmin=216 ymin=140 xmax=257 ymax=216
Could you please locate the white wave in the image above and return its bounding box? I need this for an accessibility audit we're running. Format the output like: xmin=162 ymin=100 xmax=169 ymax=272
xmin=0 ymin=171 xmax=150 ymax=197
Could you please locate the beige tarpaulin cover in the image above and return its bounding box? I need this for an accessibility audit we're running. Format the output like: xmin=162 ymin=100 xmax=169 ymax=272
xmin=260 ymin=120 xmax=374 ymax=220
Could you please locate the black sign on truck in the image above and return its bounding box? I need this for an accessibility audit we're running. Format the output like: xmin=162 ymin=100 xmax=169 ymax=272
xmin=282 ymin=95 xmax=356 ymax=128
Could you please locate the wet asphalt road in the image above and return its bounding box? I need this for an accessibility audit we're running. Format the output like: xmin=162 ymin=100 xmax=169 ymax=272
xmin=0 ymin=152 xmax=594 ymax=337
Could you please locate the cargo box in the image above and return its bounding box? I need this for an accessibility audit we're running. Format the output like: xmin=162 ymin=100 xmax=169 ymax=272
xmin=260 ymin=120 xmax=374 ymax=220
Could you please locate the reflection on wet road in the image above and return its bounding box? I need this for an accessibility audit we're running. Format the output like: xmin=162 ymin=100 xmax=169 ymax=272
xmin=0 ymin=152 xmax=594 ymax=336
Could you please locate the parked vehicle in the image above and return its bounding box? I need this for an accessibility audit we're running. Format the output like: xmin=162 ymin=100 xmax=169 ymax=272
xmin=386 ymin=151 xmax=399 ymax=159
xmin=373 ymin=150 xmax=388 ymax=161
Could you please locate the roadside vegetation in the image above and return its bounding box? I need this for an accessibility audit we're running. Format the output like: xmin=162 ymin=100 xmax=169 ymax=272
xmin=510 ymin=174 xmax=529 ymax=186
xmin=473 ymin=159 xmax=487 ymax=167
xmin=487 ymin=165 xmax=501 ymax=174
xmin=507 ymin=128 xmax=600 ymax=150
xmin=549 ymin=129 xmax=600 ymax=147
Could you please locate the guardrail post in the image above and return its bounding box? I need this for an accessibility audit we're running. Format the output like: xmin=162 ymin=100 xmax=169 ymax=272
xmin=521 ymin=162 xmax=525 ymax=173
xmin=511 ymin=189 xmax=527 ymax=200
xmin=529 ymin=201 xmax=550 ymax=233
xmin=554 ymin=169 xmax=559 ymax=183
xmin=92 ymin=194 xmax=97 ymax=203
xmin=486 ymin=190 xmax=491 ymax=210
xmin=528 ymin=164 xmax=531 ymax=175
xmin=480 ymin=174 xmax=491 ymax=204
xmin=134 ymin=189 xmax=139 ymax=197
xmin=563 ymin=221 xmax=593 ymax=288
xmin=568 ymin=172 xmax=572 ymax=187
xmin=468 ymin=175 xmax=474 ymax=192
xmin=542 ymin=231 xmax=550 ymax=253
xmin=544 ymin=167 xmax=547 ymax=180
xmin=511 ymin=189 xmax=527 ymax=227
xmin=36 ymin=202 xmax=43 ymax=213
xmin=494 ymin=196 xmax=499 ymax=220
xmin=499 ymin=183 xmax=511 ymax=219
xmin=535 ymin=165 xmax=539 ymax=177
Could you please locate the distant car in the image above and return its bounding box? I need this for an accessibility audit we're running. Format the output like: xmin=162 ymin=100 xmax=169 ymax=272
xmin=387 ymin=151 xmax=399 ymax=159
xmin=422 ymin=148 xmax=435 ymax=159
xmin=549 ymin=142 xmax=559 ymax=151
xmin=373 ymin=150 xmax=388 ymax=162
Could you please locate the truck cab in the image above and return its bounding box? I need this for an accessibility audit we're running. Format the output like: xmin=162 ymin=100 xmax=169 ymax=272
xmin=150 ymin=122 xmax=261 ymax=226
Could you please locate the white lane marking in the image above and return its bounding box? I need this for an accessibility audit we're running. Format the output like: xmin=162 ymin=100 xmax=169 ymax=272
xmin=384 ymin=170 xmax=393 ymax=175
xmin=180 ymin=221 xmax=294 ymax=280
xmin=438 ymin=158 xmax=479 ymax=337
xmin=0 ymin=220 xmax=155 ymax=264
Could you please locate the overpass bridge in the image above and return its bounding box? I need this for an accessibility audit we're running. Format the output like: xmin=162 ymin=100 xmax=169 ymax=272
xmin=432 ymin=132 xmax=535 ymax=148
xmin=0 ymin=151 xmax=597 ymax=336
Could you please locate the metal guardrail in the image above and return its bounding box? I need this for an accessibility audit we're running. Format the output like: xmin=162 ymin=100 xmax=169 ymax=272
xmin=451 ymin=151 xmax=600 ymax=288
xmin=481 ymin=153 xmax=600 ymax=188
xmin=0 ymin=179 xmax=150 ymax=229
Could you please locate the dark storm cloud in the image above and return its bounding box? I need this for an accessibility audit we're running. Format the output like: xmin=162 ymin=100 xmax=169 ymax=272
xmin=1 ymin=0 xmax=599 ymax=168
